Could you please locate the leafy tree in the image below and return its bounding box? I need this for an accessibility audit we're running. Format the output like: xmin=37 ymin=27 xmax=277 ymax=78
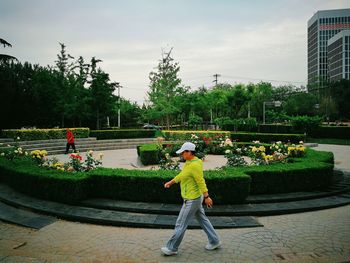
xmin=148 ymin=48 xmax=185 ymax=129
xmin=226 ymin=84 xmax=249 ymax=118
xmin=283 ymin=92 xmax=318 ymax=116
xmin=329 ymin=79 xmax=350 ymax=120
xmin=0 ymin=38 xmax=17 ymax=63
xmin=89 ymin=57 xmax=117 ymax=129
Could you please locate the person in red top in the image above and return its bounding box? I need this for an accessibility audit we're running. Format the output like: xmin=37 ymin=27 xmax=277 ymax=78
xmin=65 ymin=128 xmax=76 ymax=154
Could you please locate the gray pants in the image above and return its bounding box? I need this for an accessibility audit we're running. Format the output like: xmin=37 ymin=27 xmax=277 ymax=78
xmin=166 ymin=195 xmax=220 ymax=252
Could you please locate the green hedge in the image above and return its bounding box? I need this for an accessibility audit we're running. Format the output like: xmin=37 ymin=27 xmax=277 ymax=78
xmin=90 ymin=129 xmax=155 ymax=140
xmin=163 ymin=130 xmax=230 ymax=141
xmin=309 ymin=126 xmax=350 ymax=139
xmin=0 ymin=157 xmax=250 ymax=204
xmin=254 ymin=125 xmax=350 ymax=139
xmin=2 ymin=128 xmax=89 ymax=141
xmin=231 ymin=132 xmax=305 ymax=143
xmin=0 ymin=158 xmax=89 ymax=202
xmin=139 ymin=144 xmax=161 ymax=165
xmin=0 ymin=149 xmax=334 ymax=204
xmin=258 ymin=124 xmax=296 ymax=134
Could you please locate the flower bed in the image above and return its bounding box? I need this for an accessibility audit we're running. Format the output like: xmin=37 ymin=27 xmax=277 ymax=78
xmin=0 ymin=146 xmax=334 ymax=204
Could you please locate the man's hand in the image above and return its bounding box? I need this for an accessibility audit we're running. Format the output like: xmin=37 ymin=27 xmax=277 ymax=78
xmin=204 ymin=197 xmax=213 ymax=208
xmin=164 ymin=180 xmax=174 ymax=188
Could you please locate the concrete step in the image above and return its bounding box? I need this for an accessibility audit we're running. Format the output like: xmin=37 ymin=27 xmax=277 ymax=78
xmin=0 ymin=184 xmax=262 ymax=229
xmin=2 ymin=138 xmax=158 ymax=155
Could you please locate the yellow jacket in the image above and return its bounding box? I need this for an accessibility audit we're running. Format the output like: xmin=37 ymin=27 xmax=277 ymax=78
xmin=174 ymin=157 xmax=208 ymax=200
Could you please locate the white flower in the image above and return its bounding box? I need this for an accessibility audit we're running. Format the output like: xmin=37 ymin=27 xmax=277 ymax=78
xmin=17 ymin=137 xmax=20 ymax=140
xmin=225 ymin=149 xmax=231 ymax=154
xmin=14 ymin=150 xmax=18 ymax=153
xmin=299 ymin=141 xmax=304 ymax=144
xmin=0 ymin=153 xmax=4 ymax=156
xmin=99 ymin=153 xmax=104 ymax=159
xmin=88 ymin=150 xmax=94 ymax=155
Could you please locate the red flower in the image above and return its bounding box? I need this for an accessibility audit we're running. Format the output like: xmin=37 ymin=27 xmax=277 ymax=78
xmin=70 ymin=154 xmax=82 ymax=161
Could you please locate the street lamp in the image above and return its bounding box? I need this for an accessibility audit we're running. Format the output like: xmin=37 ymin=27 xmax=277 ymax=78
xmin=116 ymin=83 xmax=123 ymax=128
xmin=263 ymin=101 xmax=282 ymax=124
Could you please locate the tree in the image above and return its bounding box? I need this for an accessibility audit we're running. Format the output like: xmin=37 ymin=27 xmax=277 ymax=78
xmin=89 ymin=57 xmax=117 ymax=129
xmin=329 ymin=79 xmax=350 ymax=120
xmin=283 ymin=92 xmax=318 ymax=116
xmin=148 ymin=48 xmax=184 ymax=129
xmin=0 ymin=38 xmax=17 ymax=63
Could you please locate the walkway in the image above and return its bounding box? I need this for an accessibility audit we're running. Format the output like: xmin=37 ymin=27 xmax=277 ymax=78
xmin=0 ymin=144 xmax=350 ymax=262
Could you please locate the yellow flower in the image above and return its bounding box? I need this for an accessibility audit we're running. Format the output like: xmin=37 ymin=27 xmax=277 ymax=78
xmin=258 ymin=146 xmax=265 ymax=152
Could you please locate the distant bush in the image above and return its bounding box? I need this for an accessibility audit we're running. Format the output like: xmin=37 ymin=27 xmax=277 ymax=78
xmin=215 ymin=117 xmax=258 ymax=132
xmin=163 ymin=130 xmax=230 ymax=141
xmin=309 ymin=126 xmax=350 ymax=139
xmin=90 ymin=129 xmax=155 ymax=139
xmin=231 ymin=132 xmax=305 ymax=143
xmin=290 ymin=116 xmax=323 ymax=134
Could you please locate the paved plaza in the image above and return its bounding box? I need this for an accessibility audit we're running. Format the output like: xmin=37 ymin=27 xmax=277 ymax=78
xmin=0 ymin=144 xmax=350 ymax=262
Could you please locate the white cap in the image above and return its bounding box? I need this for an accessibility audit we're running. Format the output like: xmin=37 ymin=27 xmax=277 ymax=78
xmin=176 ymin=142 xmax=196 ymax=154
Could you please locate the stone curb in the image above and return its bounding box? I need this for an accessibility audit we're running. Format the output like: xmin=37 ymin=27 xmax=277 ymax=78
xmin=0 ymin=184 xmax=262 ymax=229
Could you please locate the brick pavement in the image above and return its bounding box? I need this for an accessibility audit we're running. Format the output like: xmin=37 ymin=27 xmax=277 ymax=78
xmin=0 ymin=204 xmax=349 ymax=262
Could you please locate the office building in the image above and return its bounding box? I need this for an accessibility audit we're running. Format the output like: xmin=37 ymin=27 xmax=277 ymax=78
xmin=307 ymin=8 xmax=350 ymax=86
xmin=328 ymin=30 xmax=350 ymax=81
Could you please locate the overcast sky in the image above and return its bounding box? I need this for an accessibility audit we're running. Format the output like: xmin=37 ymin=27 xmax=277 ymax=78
xmin=1 ymin=0 xmax=349 ymax=104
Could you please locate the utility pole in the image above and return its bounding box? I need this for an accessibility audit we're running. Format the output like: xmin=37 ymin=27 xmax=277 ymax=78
xmin=116 ymin=82 xmax=123 ymax=128
xmin=213 ymin=74 xmax=221 ymax=86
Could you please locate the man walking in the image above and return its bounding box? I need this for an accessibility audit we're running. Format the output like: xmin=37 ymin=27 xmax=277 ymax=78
xmin=161 ymin=142 xmax=221 ymax=256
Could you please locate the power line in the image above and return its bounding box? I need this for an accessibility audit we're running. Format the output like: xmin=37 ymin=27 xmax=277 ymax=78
xmin=213 ymin=73 xmax=221 ymax=85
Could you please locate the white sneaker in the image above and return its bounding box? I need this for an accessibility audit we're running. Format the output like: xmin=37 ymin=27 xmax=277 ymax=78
xmin=205 ymin=241 xmax=222 ymax=250
xmin=161 ymin=247 xmax=178 ymax=256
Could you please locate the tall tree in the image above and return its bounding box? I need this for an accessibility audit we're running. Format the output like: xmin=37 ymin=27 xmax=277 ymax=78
xmin=0 ymin=38 xmax=17 ymax=63
xmin=89 ymin=57 xmax=117 ymax=129
xmin=148 ymin=48 xmax=184 ymax=129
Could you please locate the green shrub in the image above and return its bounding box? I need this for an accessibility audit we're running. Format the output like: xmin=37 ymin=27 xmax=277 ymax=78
xmin=0 ymin=157 xmax=89 ymax=202
xmin=290 ymin=116 xmax=323 ymax=134
xmin=231 ymin=132 xmax=305 ymax=143
xmin=139 ymin=144 xmax=161 ymax=165
xmin=245 ymin=149 xmax=334 ymax=194
xmin=215 ymin=118 xmax=258 ymax=132
xmin=258 ymin=124 xmax=297 ymax=134
xmin=0 ymin=148 xmax=334 ymax=204
xmin=309 ymin=126 xmax=350 ymax=139
xmin=163 ymin=130 xmax=230 ymax=141
xmin=2 ymin=128 xmax=89 ymax=141
xmin=90 ymin=129 xmax=155 ymax=139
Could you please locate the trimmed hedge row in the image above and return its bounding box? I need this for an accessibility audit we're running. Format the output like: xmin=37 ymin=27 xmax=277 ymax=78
xmin=139 ymin=144 xmax=161 ymax=165
xmin=2 ymin=128 xmax=90 ymax=141
xmin=0 ymin=157 xmax=250 ymax=204
xmin=90 ymin=129 xmax=156 ymax=140
xmin=309 ymin=126 xmax=350 ymax=139
xmin=256 ymin=125 xmax=350 ymax=139
xmin=231 ymin=132 xmax=305 ymax=143
xmin=163 ymin=130 xmax=231 ymax=140
xmin=0 ymin=149 xmax=334 ymax=204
